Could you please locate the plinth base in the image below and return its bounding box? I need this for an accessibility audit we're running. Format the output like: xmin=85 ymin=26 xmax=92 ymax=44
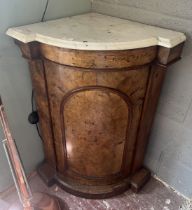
xmin=130 ymin=168 xmax=151 ymax=193
xmin=38 ymin=162 xmax=151 ymax=199
xmin=56 ymin=177 xmax=130 ymax=199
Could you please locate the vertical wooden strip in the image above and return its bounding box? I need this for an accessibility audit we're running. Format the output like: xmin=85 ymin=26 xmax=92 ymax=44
xmin=131 ymin=63 xmax=167 ymax=173
xmin=29 ymin=60 xmax=56 ymax=167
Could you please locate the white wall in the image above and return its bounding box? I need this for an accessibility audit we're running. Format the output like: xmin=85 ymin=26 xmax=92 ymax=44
xmin=92 ymin=0 xmax=192 ymax=198
xmin=0 ymin=0 xmax=91 ymax=192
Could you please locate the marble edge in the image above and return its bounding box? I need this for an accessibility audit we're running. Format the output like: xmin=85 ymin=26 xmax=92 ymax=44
xmin=6 ymin=28 xmax=35 ymax=43
xmin=6 ymin=21 xmax=186 ymax=51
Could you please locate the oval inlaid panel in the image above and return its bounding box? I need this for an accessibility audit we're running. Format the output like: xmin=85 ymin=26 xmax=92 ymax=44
xmin=61 ymin=88 xmax=131 ymax=178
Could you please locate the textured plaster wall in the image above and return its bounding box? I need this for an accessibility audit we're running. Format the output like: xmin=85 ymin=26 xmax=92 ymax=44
xmin=0 ymin=0 xmax=91 ymax=192
xmin=92 ymin=0 xmax=192 ymax=198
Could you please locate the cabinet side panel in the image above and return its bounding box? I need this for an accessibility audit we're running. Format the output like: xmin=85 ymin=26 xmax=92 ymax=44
xmin=132 ymin=64 xmax=167 ymax=172
xmin=29 ymin=60 xmax=56 ymax=167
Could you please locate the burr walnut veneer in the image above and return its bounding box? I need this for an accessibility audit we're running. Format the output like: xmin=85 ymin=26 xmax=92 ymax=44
xmin=7 ymin=13 xmax=186 ymax=198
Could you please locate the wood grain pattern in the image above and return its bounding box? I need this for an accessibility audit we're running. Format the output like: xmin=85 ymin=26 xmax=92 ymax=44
xmin=44 ymin=60 xmax=149 ymax=185
xmin=62 ymin=88 xmax=130 ymax=178
xmin=40 ymin=44 xmax=157 ymax=69
xmin=15 ymin=40 xmax=185 ymax=198
xmin=131 ymin=64 xmax=167 ymax=173
xmin=15 ymin=40 xmax=40 ymax=60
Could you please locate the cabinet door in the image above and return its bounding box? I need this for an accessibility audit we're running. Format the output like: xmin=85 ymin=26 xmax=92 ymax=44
xmin=45 ymin=60 xmax=149 ymax=184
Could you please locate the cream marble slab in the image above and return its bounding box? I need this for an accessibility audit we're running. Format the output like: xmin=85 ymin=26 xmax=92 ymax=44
xmin=6 ymin=13 xmax=186 ymax=50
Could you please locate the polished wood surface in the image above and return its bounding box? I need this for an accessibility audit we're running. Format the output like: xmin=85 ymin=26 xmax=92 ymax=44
xmin=40 ymin=44 xmax=157 ymax=69
xmin=15 ymin=40 xmax=184 ymax=198
xmin=44 ymin=60 xmax=149 ymax=183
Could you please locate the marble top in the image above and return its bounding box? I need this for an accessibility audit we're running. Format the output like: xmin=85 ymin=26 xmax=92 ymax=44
xmin=6 ymin=13 xmax=186 ymax=51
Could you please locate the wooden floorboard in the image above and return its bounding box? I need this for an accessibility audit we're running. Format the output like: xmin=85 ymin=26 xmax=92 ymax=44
xmin=2 ymin=173 xmax=186 ymax=210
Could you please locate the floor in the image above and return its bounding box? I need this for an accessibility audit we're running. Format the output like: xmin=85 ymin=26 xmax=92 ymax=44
xmin=1 ymin=173 xmax=189 ymax=210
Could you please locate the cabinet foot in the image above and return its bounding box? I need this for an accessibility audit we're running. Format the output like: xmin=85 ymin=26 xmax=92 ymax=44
xmin=56 ymin=176 xmax=130 ymax=199
xmin=37 ymin=162 xmax=150 ymax=197
xmin=37 ymin=162 xmax=131 ymax=199
xmin=130 ymin=168 xmax=151 ymax=193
